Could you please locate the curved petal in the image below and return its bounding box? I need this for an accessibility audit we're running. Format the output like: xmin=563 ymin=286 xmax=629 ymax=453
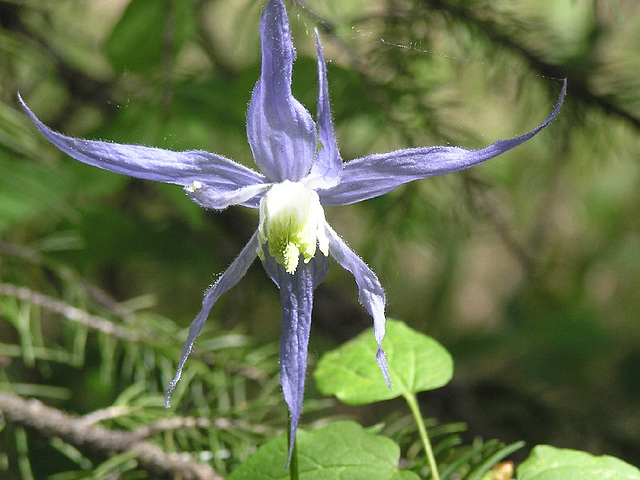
xmin=325 ymin=223 xmax=391 ymax=387
xmin=19 ymin=94 xmax=264 ymax=191
xmin=261 ymin=250 xmax=330 ymax=465
xmin=165 ymin=230 xmax=260 ymax=407
xmin=246 ymin=0 xmax=317 ymax=182
xmin=186 ymin=182 xmax=271 ymax=210
xmin=304 ymin=30 xmax=342 ymax=190
xmin=319 ymin=79 xmax=567 ymax=206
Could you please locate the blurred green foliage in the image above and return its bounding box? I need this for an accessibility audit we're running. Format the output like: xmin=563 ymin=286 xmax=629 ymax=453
xmin=1 ymin=0 xmax=640 ymax=478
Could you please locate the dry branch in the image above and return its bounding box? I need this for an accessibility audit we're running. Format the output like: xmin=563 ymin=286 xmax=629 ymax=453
xmin=0 ymin=393 xmax=222 ymax=480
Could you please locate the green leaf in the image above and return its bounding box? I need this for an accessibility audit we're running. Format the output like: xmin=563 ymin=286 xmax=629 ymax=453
xmin=106 ymin=0 xmax=195 ymax=73
xmin=517 ymin=445 xmax=640 ymax=480
xmin=314 ymin=319 xmax=453 ymax=405
xmin=228 ymin=421 xmax=420 ymax=480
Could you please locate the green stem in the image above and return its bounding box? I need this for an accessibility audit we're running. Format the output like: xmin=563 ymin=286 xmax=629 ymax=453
xmin=404 ymin=393 xmax=440 ymax=480
xmin=287 ymin=418 xmax=299 ymax=480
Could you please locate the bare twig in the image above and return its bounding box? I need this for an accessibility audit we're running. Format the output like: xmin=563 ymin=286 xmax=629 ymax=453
xmin=0 ymin=393 xmax=222 ymax=480
xmin=129 ymin=416 xmax=271 ymax=443
xmin=0 ymin=283 xmax=140 ymax=342
xmin=0 ymin=240 xmax=138 ymax=323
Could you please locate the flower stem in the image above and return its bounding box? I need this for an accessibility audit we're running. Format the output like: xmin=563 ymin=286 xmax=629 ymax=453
xmin=287 ymin=418 xmax=299 ymax=480
xmin=403 ymin=393 xmax=440 ymax=480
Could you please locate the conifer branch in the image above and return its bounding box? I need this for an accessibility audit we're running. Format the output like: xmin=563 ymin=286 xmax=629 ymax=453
xmin=423 ymin=0 xmax=640 ymax=130
xmin=0 ymin=283 xmax=140 ymax=341
xmin=0 ymin=393 xmax=222 ymax=480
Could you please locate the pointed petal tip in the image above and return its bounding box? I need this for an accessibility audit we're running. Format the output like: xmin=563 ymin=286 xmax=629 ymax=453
xmin=560 ymin=77 xmax=568 ymax=97
xmin=376 ymin=347 xmax=392 ymax=389
xmin=548 ymin=77 xmax=567 ymax=123
xmin=16 ymin=92 xmax=30 ymax=113
xmin=306 ymin=22 xmax=343 ymax=190
xmin=286 ymin=420 xmax=297 ymax=467
xmin=164 ymin=340 xmax=194 ymax=409
xmin=164 ymin=381 xmax=177 ymax=409
xmin=17 ymin=93 xmax=43 ymax=126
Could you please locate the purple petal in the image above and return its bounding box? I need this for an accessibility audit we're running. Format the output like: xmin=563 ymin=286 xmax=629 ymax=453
xmin=246 ymin=0 xmax=317 ymax=182
xmin=186 ymin=182 xmax=271 ymax=210
xmin=319 ymin=79 xmax=567 ymax=206
xmin=261 ymin=250 xmax=330 ymax=464
xmin=305 ymin=31 xmax=342 ymax=190
xmin=165 ymin=230 xmax=260 ymax=407
xmin=324 ymin=223 xmax=391 ymax=387
xmin=19 ymin=94 xmax=264 ymax=192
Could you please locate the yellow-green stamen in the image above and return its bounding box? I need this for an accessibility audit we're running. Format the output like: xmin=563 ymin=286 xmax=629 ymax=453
xmin=258 ymin=180 xmax=328 ymax=274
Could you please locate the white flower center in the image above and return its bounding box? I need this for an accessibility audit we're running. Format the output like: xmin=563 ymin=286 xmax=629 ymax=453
xmin=258 ymin=180 xmax=329 ymax=274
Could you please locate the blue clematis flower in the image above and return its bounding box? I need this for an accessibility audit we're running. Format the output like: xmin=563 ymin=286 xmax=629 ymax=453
xmin=19 ymin=0 xmax=565 ymax=461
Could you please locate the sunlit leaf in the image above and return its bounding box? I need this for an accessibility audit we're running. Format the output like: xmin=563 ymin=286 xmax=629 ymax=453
xmin=314 ymin=319 xmax=453 ymax=405
xmin=517 ymin=445 xmax=640 ymax=480
xmin=228 ymin=421 xmax=420 ymax=480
